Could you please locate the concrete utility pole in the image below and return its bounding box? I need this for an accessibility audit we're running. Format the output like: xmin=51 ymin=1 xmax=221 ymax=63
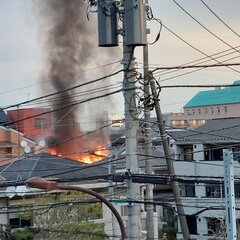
xmin=123 ymin=44 xmax=142 ymax=239
xmin=223 ymin=149 xmax=237 ymax=240
xmin=143 ymin=26 xmax=155 ymax=240
xmin=123 ymin=0 xmax=147 ymax=238
xmin=149 ymin=76 xmax=190 ymax=239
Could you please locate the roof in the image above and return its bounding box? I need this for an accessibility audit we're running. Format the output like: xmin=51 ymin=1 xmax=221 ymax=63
xmin=184 ymin=81 xmax=240 ymax=108
xmin=0 ymin=109 xmax=11 ymax=125
xmin=0 ymin=153 xmax=108 ymax=182
xmin=100 ymin=145 xmax=169 ymax=172
xmin=168 ymin=117 xmax=240 ymax=144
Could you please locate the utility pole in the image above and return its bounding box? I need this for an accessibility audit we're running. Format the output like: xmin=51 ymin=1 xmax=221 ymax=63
xmin=96 ymin=0 xmax=157 ymax=238
xmin=123 ymin=0 xmax=147 ymax=239
xmin=149 ymin=75 xmax=190 ymax=239
xmin=123 ymin=45 xmax=142 ymax=240
xmin=143 ymin=8 xmax=155 ymax=240
xmin=223 ymin=149 xmax=237 ymax=240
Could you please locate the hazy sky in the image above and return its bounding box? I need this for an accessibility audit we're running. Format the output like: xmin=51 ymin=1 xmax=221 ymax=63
xmin=0 ymin=0 xmax=240 ymax=120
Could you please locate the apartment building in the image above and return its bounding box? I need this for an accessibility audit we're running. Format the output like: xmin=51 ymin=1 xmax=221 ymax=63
xmin=165 ymin=80 xmax=240 ymax=129
xmin=169 ymin=117 xmax=240 ymax=239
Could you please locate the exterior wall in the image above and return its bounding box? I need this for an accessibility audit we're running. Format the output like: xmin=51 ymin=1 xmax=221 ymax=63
xmin=165 ymin=103 xmax=240 ymax=129
xmin=173 ymin=142 xmax=240 ymax=239
xmin=0 ymin=126 xmax=36 ymax=164
xmin=7 ymin=108 xmax=52 ymax=142
xmin=184 ymin=103 xmax=240 ymax=119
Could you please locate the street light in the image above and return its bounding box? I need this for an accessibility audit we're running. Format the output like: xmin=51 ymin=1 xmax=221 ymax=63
xmin=25 ymin=177 xmax=127 ymax=240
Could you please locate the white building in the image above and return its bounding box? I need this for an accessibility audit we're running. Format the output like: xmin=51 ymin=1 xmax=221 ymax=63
xmin=169 ymin=117 xmax=240 ymax=239
xmin=164 ymin=80 xmax=240 ymax=129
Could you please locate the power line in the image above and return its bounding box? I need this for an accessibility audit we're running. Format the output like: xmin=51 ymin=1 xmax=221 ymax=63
xmin=2 ymin=69 xmax=123 ymax=110
xmin=200 ymin=0 xmax=240 ymax=38
xmin=2 ymin=87 xmax=124 ymax=127
xmin=162 ymin=23 xmax=240 ymax=74
xmin=0 ymin=60 xmax=121 ymax=96
xmin=151 ymin=62 xmax=240 ymax=73
xmin=172 ymin=0 xmax=240 ymax=55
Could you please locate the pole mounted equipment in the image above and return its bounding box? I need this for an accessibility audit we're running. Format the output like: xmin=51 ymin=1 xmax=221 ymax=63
xmin=124 ymin=0 xmax=147 ymax=46
xmin=97 ymin=0 xmax=119 ymax=47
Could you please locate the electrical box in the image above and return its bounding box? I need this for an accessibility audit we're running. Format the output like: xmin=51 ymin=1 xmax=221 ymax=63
xmin=124 ymin=0 xmax=147 ymax=46
xmin=97 ymin=0 xmax=119 ymax=47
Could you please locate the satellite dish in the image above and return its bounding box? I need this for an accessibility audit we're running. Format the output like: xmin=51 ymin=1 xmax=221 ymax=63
xmin=24 ymin=145 xmax=31 ymax=154
xmin=16 ymin=185 xmax=28 ymax=196
xmin=20 ymin=140 xmax=27 ymax=148
xmin=38 ymin=138 xmax=46 ymax=147
xmin=6 ymin=186 xmax=16 ymax=198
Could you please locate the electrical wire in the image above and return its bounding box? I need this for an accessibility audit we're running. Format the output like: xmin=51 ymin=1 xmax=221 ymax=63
xmin=2 ymin=69 xmax=123 ymax=110
xmin=200 ymin=0 xmax=240 ymax=38
xmin=0 ymin=60 xmax=121 ymax=96
xmin=172 ymin=0 xmax=240 ymax=55
xmin=161 ymin=23 xmax=240 ymax=74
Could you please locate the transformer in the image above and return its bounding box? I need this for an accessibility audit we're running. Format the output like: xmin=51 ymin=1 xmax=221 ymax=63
xmin=97 ymin=0 xmax=119 ymax=47
xmin=124 ymin=0 xmax=147 ymax=46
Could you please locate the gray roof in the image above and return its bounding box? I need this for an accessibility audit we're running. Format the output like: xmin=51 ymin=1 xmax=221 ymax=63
xmin=0 ymin=153 xmax=108 ymax=182
xmin=0 ymin=109 xmax=10 ymax=125
xmin=101 ymin=145 xmax=168 ymax=172
xmin=168 ymin=117 xmax=240 ymax=144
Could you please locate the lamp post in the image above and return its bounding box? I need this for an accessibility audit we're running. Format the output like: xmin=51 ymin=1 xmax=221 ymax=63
xmin=25 ymin=177 xmax=127 ymax=240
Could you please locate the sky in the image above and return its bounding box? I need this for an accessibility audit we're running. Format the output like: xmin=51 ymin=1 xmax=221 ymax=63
xmin=0 ymin=0 xmax=240 ymax=122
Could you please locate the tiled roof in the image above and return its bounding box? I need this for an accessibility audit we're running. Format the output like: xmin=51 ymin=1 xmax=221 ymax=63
xmin=100 ymin=145 xmax=169 ymax=172
xmin=0 ymin=153 xmax=108 ymax=182
xmin=184 ymin=80 xmax=240 ymax=108
xmin=168 ymin=117 xmax=240 ymax=144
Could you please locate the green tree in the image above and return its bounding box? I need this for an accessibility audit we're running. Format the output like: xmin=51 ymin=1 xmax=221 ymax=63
xmin=18 ymin=191 xmax=108 ymax=240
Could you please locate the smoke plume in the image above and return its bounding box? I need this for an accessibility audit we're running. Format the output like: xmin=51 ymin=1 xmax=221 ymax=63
xmin=36 ymin=0 xmax=120 ymax=156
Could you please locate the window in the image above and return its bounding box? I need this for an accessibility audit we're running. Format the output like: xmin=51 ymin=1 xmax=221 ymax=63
xmin=211 ymin=108 xmax=214 ymax=114
xmin=180 ymin=184 xmax=195 ymax=197
xmin=35 ymin=118 xmax=47 ymax=129
xmin=206 ymin=185 xmax=224 ymax=198
xmin=234 ymin=184 xmax=240 ymax=198
xmin=217 ymin=107 xmax=220 ymax=114
xmin=204 ymin=147 xmax=223 ymax=161
xmin=121 ymin=206 xmax=128 ymax=216
xmin=186 ymin=216 xmax=197 ymax=234
xmin=10 ymin=217 xmax=31 ymax=229
xmin=224 ymin=106 xmax=228 ymax=114
xmin=184 ymin=146 xmax=193 ymax=161
xmin=205 ymin=108 xmax=208 ymax=114
xmin=198 ymin=108 xmax=201 ymax=114
xmin=207 ymin=218 xmax=224 ymax=236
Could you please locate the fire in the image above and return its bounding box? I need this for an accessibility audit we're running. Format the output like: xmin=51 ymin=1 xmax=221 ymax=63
xmin=48 ymin=147 xmax=109 ymax=164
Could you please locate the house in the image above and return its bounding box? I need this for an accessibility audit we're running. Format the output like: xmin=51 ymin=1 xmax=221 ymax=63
xmin=168 ymin=117 xmax=240 ymax=239
xmin=164 ymin=80 xmax=240 ymax=129
xmin=0 ymin=153 xmax=110 ymax=237
xmin=0 ymin=121 xmax=37 ymax=166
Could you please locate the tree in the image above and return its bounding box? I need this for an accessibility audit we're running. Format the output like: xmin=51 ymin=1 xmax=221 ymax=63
xmin=17 ymin=191 xmax=108 ymax=240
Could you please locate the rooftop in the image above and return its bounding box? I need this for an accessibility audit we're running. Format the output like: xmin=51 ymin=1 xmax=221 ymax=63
xmin=0 ymin=153 xmax=108 ymax=182
xmin=168 ymin=117 xmax=240 ymax=144
xmin=184 ymin=80 xmax=240 ymax=108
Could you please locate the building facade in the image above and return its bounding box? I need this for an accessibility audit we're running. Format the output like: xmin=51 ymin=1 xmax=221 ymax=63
xmin=165 ymin=80 xmax=240 ymax=129
xmin=169 ymin=117 xmax=240 ymax=239
xmin=7 ymin=108 xmax=52 ymax=142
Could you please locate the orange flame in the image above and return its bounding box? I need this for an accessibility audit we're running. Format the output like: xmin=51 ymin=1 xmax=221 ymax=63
xmin=48 ymin=147 xmax=109 ymax=164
